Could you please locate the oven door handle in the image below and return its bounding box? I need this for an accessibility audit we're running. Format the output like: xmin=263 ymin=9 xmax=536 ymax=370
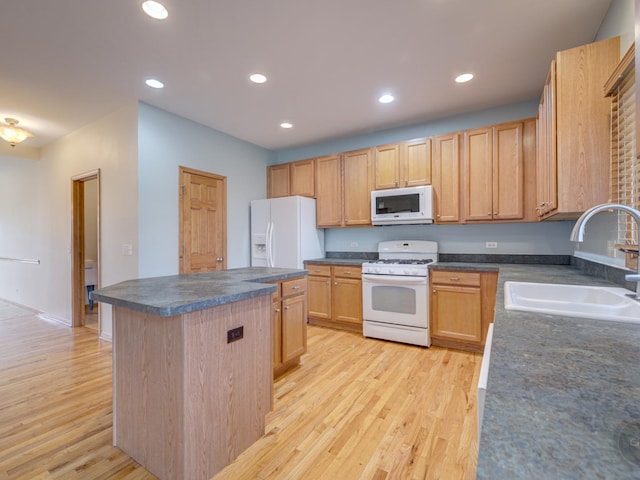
xmin=362 ymin=274 xmax=427 ymax=285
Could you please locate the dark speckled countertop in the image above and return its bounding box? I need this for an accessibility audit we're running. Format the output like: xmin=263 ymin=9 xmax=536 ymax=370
xmin=304 ymin=257 xmax=368 ymax=266
xmin=90 ymin=267 xmax=306 ymax=317
xmin=471 ymin=264 xmax=640 ymax=479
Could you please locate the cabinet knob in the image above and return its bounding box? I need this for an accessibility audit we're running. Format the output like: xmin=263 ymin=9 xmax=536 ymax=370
xmin=284 ymin=306 xmax=289 ymax=310
xmin=274 ymin=308 xmax=281 ymax=313
xmin=493 ymin=212 xmax=498 ymax=215
xmin=344 ymin=271 xmax=352 ymax=275
xmin=292 ymin=285 xmax=300 ymax=290
xmin=449 ymin=277 xmax=460 ymax=281
xmin=487 ymin=212 xmax=491 ymax=216
xmin=217 ymin=257 xmax=224 ymax=262
xmin=334 ymin=282 xmax=338 ymax=286
xmin=432 ymin=290 xmax=436 ymax=293
xmin=326 ymin=281 xmax=330 ymax=285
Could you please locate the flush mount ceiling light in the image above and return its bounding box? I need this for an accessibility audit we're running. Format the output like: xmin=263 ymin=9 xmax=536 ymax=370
xmin=455 ymin=73 xmax=474 ymax=83
xmin=378 ymin=94 xmax=395 ymax=104
xmin=280 ymin=122 xmax=293 ymax=129
xmin=0 ymin=118 xmax=34 ymax=147
xmin=249 ymin=73 xmax=267 ymax=84
xmin=145 ymin=78 xmax=164 ymax=89
xmin=142 ymin=0 xmax=168 ymax=19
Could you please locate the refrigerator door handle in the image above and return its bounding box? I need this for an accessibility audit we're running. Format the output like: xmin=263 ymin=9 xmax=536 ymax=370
xmin=266 ymin=221 xmax=274 ymax=267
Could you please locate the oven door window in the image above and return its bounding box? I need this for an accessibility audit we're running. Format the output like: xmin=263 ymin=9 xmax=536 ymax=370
xmin=371 ymin=285 xmax=416 ymax=315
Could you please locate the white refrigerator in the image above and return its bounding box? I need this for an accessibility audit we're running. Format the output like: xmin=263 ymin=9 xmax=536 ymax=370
xmin=251 ymin=196 xmax=324 ymax=269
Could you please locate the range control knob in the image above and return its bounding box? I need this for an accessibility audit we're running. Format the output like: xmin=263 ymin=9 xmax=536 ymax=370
xmin=374 ymin=267 xmax=381 ymax=274
xmin=388 ymin=268 xmax=396 ymax=275
xmin=404 ymin=269 xmax=412 ymax=275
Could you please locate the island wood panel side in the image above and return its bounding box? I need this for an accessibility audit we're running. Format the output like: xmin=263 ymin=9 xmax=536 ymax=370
xmin=182 ymin=295 xmax=272 ymax=480
xmin=113 ymin=308 xmax=185 ymax=480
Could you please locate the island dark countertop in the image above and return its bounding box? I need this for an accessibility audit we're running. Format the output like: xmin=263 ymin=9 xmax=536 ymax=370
xmin=90 ymin=267 xmax=307 ymax=317
xmin=475 ymin=264 xmax=640 ymax=479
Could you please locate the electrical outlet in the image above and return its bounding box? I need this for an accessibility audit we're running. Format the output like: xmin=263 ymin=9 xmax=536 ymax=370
xmin=350 ymin=242 xmax=359 ymax=247
xmin=485 ymin=242 xmax=498 ymax=249
xmin=121 ymin=244 xmax=133 ymax=256
xmin=227 ymin=326 xmax=244 ymax=344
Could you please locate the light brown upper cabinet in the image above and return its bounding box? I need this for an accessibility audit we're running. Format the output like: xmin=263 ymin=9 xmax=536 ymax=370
xmin=636 ymin=0 xmax=640 ymax=159
xmin=267 ymin=158 xmax=316 ymax=199
xmin=267 ymin=163 xmax=290 ymax=198
xmin=315 ymin=149 xmax=373 ymax=228
xmin=536 ymin=36 xmax=620 ymax=220
xmin=432 ymin=132 xmax=461 ymax=223
xmin=374 ymin=138 xmax=431 ymax=189
xmin=463 ymin=121 xmax=525 ymax=222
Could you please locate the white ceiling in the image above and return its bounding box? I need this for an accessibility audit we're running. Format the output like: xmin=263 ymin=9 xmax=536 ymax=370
xmin=0 ymin=0 xmax=612 ymax=151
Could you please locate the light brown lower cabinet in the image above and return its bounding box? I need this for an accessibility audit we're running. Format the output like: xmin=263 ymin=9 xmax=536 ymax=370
xmin=271 ymin=276 xmax=308 ymax=378
xmin=430 ymin=269 xmax=498 ymax=353
xmin=306 ymin=263 xmax=362 ymax=332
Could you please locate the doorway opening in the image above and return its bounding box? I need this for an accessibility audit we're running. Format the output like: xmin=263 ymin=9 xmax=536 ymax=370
xmin=71 ymin=170 xmax=100 ymax=330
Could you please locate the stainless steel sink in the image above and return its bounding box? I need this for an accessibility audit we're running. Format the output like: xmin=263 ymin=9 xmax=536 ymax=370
xmin=504 ymin=281 xmax=640 ymax=323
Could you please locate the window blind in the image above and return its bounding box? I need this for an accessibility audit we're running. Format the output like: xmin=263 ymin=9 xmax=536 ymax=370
xmin=606 ymin=44 xmax=638 ymax=265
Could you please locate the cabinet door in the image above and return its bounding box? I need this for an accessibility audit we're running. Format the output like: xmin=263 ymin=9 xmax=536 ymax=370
xmin=290 ymin=159 xmax=315 ymax=198
xmin=332 ymin=277 xmax=362 ymax=325
xmin=431 ymin=285 xmax=481 ymax=342
xmin=432 ymin=133 xmax=460 ymax=223
xmin=637 ymin=0 xmax=640 ymax=159
xmin=308 ymin=275 xmax=331 ymax=320
xmin=315 ymin=154 xmax=343 ymax=227
xmin=282 ymin=295 xmax=307 ymax=362
xmin=536 ymin=64 xmax=557 ymax=217
xmin=493 ymin=121 xmax=524 ymax=220
xmin=464 ymin=128 xmax=493 ymax=221
xmin=272 ymin=299 xmax=283 ymax=369
xmin=267 ymin=164 xmax=290 ymax=198
xmin=402 ymin=138 xmax=431 ymax=187
xmin=374 ymin=143 xmax=401 ymax=189
xmin=556 ymin=37 xmax=619 ymax=214
xmin=342 ymin=149 xmax=372 ymax=226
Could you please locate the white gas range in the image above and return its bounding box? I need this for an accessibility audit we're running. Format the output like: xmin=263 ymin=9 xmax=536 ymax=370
xmin=362 ymin=240 xmax=438 ymax=347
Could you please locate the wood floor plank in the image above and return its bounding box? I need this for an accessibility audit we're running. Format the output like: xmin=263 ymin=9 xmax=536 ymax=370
xmin=0 ymin=301 xmax=481 ymax=479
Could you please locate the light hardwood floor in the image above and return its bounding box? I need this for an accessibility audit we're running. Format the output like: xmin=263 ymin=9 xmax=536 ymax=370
xmin=0 ymin=303 xmax=481 ymax=479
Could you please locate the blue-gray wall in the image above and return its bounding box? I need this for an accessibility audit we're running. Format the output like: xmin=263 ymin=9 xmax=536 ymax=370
xmin=138 ymin=103 xmax=275 ymax=277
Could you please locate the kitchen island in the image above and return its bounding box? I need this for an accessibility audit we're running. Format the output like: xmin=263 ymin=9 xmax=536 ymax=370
xmin=463 ymin=263 xmax=640 ymax=478
xmin=91 ymin=267 xmax=306 ymax=480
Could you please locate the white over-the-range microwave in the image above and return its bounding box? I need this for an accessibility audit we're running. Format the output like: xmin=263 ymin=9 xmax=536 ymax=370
xmin=370 ymin=185 xmax=434 ymax=225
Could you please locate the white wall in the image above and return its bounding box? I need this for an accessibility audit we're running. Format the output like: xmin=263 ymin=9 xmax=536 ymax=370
xmin=137 ymin=103 xmax=275 ymax=277
xmin=0 ymin=102 xmax=139 ymax=338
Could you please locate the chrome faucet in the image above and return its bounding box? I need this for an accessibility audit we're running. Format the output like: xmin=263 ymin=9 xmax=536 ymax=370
xmin=570 ymin=203 xmax=640 ymax=300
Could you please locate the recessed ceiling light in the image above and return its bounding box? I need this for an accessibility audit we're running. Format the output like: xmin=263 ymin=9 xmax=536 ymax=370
xmin=145 ymin=78 xmax=164 ymax=89
xmin=280 ymin=122 xmax=293 ymax=129
xmin=250 ymin=73 xmax=267 ymax=84
xmin=455 ymin=73 xmax=474 ymax=83
xmin=379 ymin=94 xmax=395 ymax=104
xmin=142 ymin=1 xmax=168 ymax=19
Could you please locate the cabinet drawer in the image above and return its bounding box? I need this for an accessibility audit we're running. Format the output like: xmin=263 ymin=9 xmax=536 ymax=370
xmin=282 ymin=277 xmax=307 ymax=297
xmin=431 ymin=270 xmax=481 ymax=287
xmin=306 ymin=264 xmax=331 ymax=277
xmin=333 ymin=265 xmax=362 ymax=278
